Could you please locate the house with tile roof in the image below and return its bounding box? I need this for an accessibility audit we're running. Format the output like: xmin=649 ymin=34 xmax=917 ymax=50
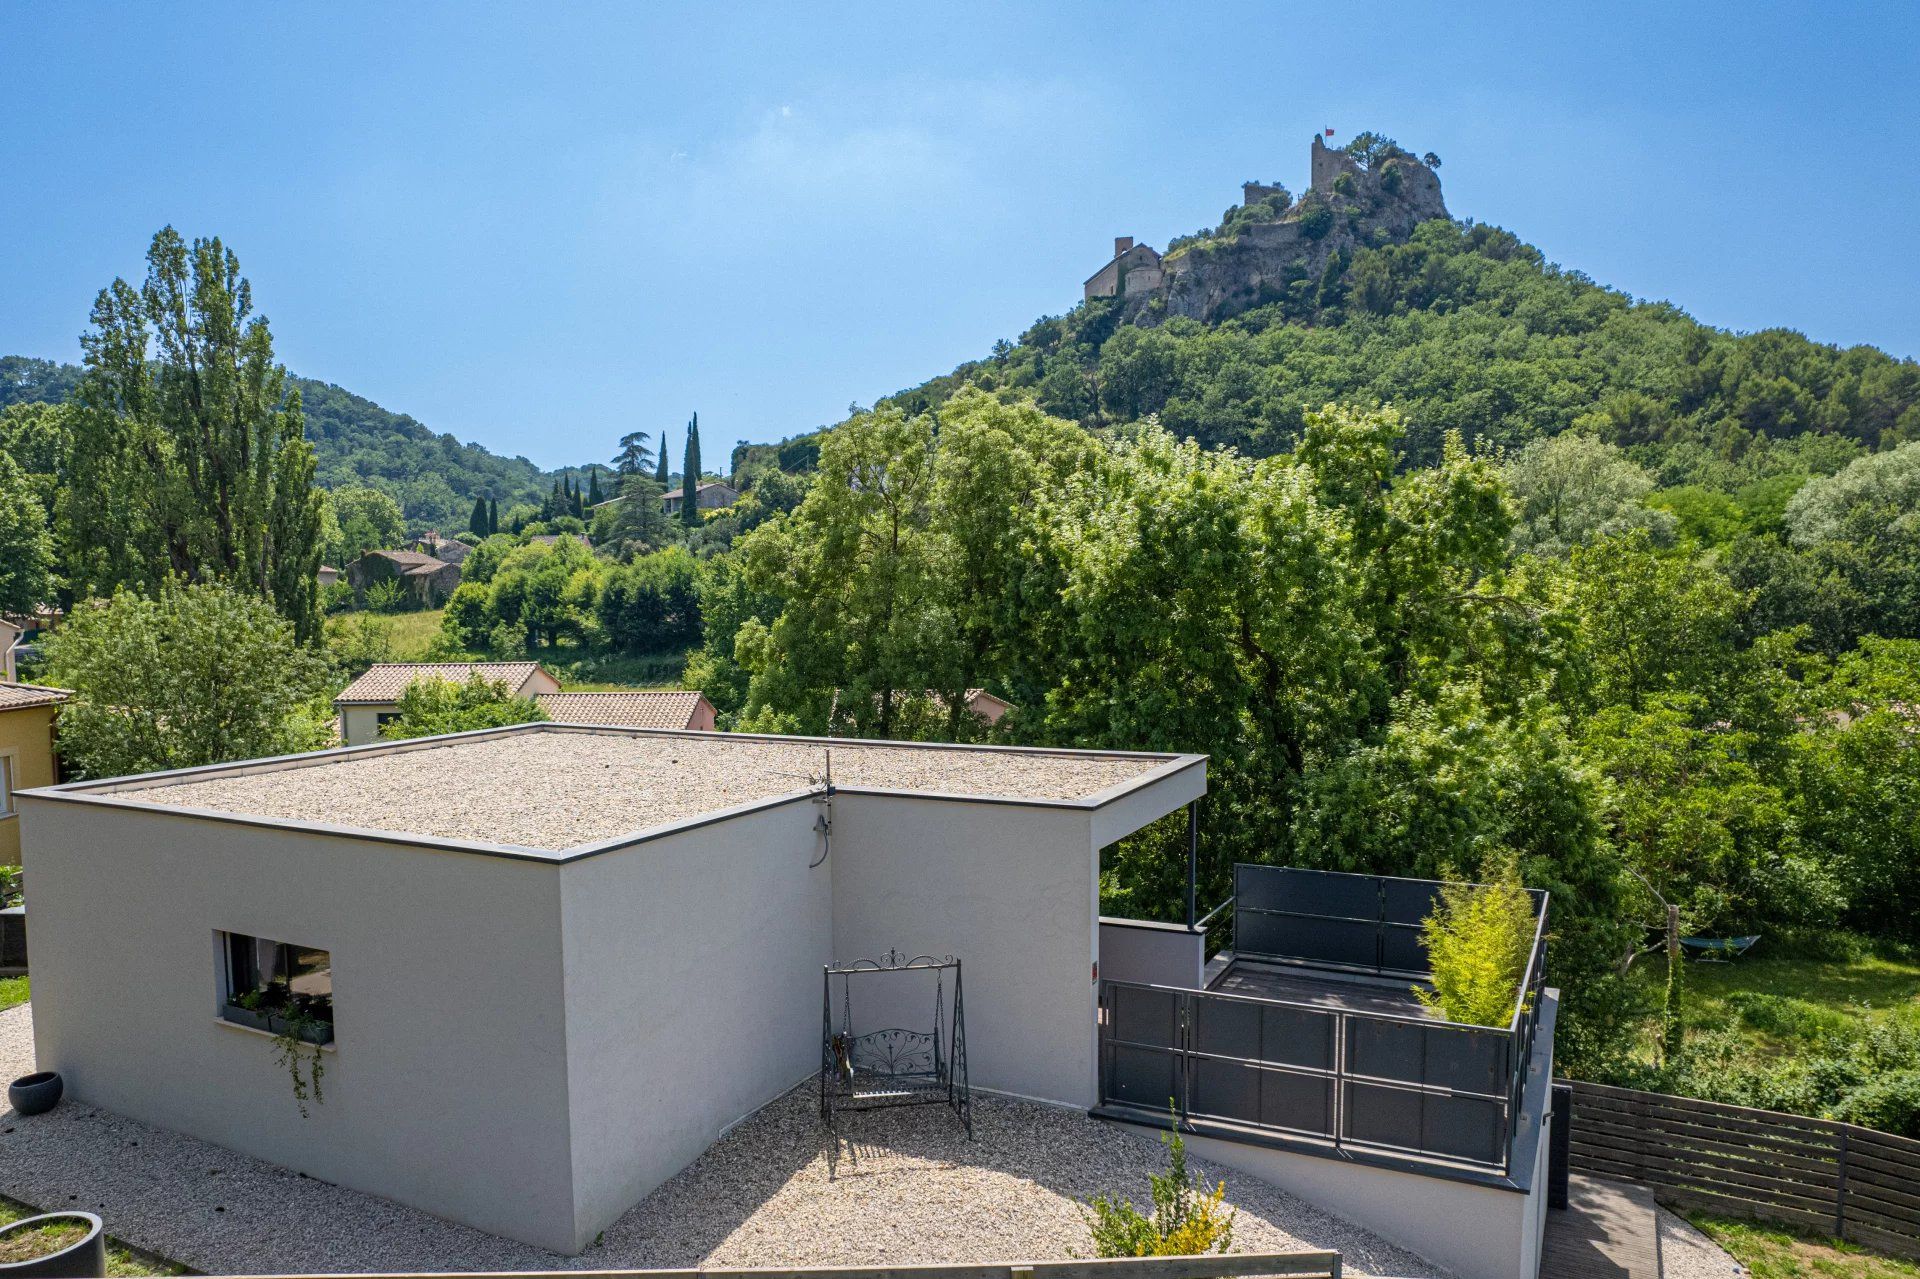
xmin=0 ymin=682 xmax=69 ymax=863
xmin=535 ymin=690 xmax=716 ymax=732
xmin=333 ymin=662 xmax=561 ymax=745
xmin=344 ymin=549 xmax=462 ymax=607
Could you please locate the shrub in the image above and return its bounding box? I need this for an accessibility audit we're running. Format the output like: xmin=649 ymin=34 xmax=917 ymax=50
xmin=1084 ymin=1112 xmax=1234 ymax=1257
xmin=378 ymin=674 xmax=549 ymax=741
xmin=1417 ymin=855 xmax=1537 ymax=1027
xmin=1832 ymin=1069 xmax=1920 ymax=1139
xmin=364 ymin=578 xmax=406 ymax=613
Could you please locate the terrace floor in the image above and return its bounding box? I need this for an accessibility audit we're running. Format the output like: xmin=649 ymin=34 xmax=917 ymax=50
xmin=1207 ymin=957 xmax=1440 ymax=1019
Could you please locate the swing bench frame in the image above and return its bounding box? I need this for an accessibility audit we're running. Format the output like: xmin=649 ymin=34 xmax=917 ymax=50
xmin=819 ymin=949 xmax=972 ymax=1138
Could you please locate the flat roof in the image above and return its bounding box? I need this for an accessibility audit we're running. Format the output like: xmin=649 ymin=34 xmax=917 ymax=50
xmin=46 ymin=725 xmax=1196 ymax=857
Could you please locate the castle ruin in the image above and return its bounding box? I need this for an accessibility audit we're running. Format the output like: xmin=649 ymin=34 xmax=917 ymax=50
xmin=1084 ymin=132 xmax=1434 ymax=310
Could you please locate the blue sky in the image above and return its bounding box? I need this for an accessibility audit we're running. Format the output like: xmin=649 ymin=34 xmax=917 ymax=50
xmin=3 ymin=3 xmax=1917 ymax=470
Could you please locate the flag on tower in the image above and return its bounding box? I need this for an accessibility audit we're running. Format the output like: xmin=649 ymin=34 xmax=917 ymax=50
xmin=1324 ymin=127 xmax=1335 ymax=137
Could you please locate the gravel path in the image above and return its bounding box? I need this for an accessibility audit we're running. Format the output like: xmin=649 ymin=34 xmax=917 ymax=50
xmin=122 ymin=730 xmax=1169 ymax=850
xmin=1658 ymin=1207 xmax=1747 ymax=1278
xmin=1 ymin=1004 xmax=1440 ymax=1276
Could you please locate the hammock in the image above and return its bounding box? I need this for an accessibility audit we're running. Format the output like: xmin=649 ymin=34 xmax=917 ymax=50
xmin=1680 ymin=934 xmax=1761 ymax=961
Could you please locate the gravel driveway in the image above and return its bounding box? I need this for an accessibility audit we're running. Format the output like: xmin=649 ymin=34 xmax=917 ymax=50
xmin=2 ymin=1003 xmax=1441 ymax=1276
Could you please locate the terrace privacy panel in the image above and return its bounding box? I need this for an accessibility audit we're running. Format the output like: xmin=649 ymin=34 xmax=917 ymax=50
xmin=17 ymin=799 xmax=579 ymax=1251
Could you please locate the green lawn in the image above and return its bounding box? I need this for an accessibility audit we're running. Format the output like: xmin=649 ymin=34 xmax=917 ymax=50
xmin=1690 ymin=1214 xmax=1920 ymax=1278
xmin=0 ymin=976 xmax=25 ymax=1012
xmin=324 ymin=609 xmax=695 ymax=688
xmin=1629 ymin=936 xmax=1920 ymax=1062
xmin=0 ymin=1196 xmax=183 ymax=1277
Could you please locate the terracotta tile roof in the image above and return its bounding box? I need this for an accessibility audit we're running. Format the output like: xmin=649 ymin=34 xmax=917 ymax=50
xmin=535 ymin=691 xmax=710 ymax=729
xmin=0 ymin=682 xmax=71 ymax=711
xmin=335 ymin=662 xmax=546 ymax=705
xmin=362 ymin=550 xmax=445 ymax=568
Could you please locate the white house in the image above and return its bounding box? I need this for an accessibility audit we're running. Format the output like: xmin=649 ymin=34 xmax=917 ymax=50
xmin=17 ymin=722 xmax=1558 ymax=1277
xmin=16 ymin=725 xmax=1204 ymax=1254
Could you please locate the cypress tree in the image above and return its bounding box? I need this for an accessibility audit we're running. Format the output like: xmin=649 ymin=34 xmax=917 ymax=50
xmin=654 ymin=431 xmax=671 ymax=487
xmin=572 ymin=482 xmax=585 ymax=520
xmin=487 ymin=498 xmax=499 ymax=536
xmin=680 ymin=413 xmax=702 ymax=527
xmin=469 ymin=496 xmax=489 ymax=538
xmin=588 ymin=470 xmax=603 ymax=506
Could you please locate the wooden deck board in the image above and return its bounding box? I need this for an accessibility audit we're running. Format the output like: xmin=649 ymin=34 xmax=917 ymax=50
xmin=1541 ymin=1175 xmax=1660 ymax=1279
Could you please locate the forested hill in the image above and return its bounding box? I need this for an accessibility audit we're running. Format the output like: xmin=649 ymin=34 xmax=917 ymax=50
xmin=876 ymin=135 xmax=1920 ymax=480
xmin=0 ymin=354 xmax=553 ymax=530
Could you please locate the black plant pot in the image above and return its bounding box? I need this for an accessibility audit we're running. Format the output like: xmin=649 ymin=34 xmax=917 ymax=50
xmin=0 ymin=1212 xmax=105 ymax=1277
xmin=7 ymin=1072 xmax=62 ymax=1117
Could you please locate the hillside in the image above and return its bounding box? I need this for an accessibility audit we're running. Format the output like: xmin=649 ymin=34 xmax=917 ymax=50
xmin=877 ymin=131 xmax=1919 ymax=478
xmin=0 ymin=354 xmax=555 ymax=530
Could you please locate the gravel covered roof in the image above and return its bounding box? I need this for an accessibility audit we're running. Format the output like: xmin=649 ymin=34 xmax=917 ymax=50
xmin=334 ymin=661 xmax=546 ymax=704
xmin=111 ymin=727 xmax=1177 ymax=852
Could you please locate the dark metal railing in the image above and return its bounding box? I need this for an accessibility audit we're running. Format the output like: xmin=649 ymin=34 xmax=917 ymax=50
xmin=1098 ymin=865 xmax=1549 ymax=1177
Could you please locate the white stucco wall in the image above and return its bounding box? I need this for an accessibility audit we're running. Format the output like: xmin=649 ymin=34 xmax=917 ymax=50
xmin=558 ymin=799 xmax=830 ymax=1249
xmin=18 ymin=798 xmax=579 ymax=1252
xmin=828 ymin=795 xmax=1098 ymax=1109
xmin=18 ymin=735 xmax=1206 ymax=1254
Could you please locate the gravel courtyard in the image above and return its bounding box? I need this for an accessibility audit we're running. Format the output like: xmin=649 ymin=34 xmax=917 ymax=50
xmin=1 ymin=1003 xmax=1745 ymax=1277
xmin=4 ymin=1003 xmax=1436 ymax=1276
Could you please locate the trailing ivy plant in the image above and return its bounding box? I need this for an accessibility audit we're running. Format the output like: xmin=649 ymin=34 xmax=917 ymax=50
xmin=273 ymin=1003 xmax=327 ymax=1119
xmin=1084 ymin=1104 xmax=1235 ymax=1257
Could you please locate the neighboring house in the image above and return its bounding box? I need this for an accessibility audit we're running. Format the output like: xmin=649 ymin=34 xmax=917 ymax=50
xmin=661 ymin=480 xmax=739 ymax=515
xmin=526 ymin=533 xmax=592 ymax=549
xmin=316 ymin=566 xmax=341 ymax=590
xmin=0 ymin=682 xmax=68 ymax=864
xmin=344 ymin=550 xmax=462 ymax=607
xmin=17 ymin=722 xmax=1557 ymax=1276
xmin=0 ymin=619 xmax=19 ymax=683
xmin=534 ymin=691 xmax=716 ymax=731
xmin=410 ymin=532 xmax=471 ymax=566
xmin=333 ymin=662 xmax=562 ymax=745
xmin=956 ymin=689 xmax=1012 ymax=725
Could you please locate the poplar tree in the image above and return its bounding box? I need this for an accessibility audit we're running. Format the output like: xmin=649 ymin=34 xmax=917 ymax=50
xmin=680 ymin=412 xmax=702 ymax=528
xmin=67 ymin=227 xmax=324 ymax=640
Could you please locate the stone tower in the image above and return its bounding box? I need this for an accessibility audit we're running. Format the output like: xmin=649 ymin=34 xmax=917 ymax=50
xmin=1310 ymin=134 xmax=1358 ymax=193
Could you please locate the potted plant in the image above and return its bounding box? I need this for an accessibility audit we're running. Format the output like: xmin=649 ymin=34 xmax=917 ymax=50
xmin=0 ymin=1211 xmax=106 ymax=1277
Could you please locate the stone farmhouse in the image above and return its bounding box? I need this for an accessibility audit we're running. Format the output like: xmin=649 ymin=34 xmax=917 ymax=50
xmin=344 ymin=549 xmax=462 ymax=608
xmin=661 ymin=479 xmax=740 ymax=515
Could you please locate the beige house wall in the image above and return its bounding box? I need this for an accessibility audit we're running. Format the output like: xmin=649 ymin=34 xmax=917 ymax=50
xmin=0 ymin=704 xmax=59 ymax=864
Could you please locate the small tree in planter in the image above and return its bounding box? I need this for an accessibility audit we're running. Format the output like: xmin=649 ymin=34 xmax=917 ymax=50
xmin=1084 ymin=1106 xmax=1235 ymax=1256
xmin=1417 ymin=854 xmax=1538 ymax=1027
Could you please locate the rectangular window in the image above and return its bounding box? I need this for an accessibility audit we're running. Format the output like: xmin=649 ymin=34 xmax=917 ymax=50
xmin=218 ymin=932 xmax=334 ymax=1044
xmin=0 ymin=755 xmax=13 ymax=817
xmin=375 ymin=712 xmax=401 ymax=730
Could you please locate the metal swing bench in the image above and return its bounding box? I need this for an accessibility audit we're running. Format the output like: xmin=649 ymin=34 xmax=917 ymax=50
xmin=820 ymin=950 xmax=972 ymax=1137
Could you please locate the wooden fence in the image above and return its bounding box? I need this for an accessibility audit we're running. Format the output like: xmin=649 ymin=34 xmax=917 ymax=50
xmin=219 ymin=1256 xmax=1343 ymax=1279
xmin=1563 ymin=1079 xmax=1920 ymax=1260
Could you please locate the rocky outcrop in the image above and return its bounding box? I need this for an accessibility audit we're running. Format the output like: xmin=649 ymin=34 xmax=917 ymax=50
xmin=1128 ymin=144 xmax=1447 ymax=327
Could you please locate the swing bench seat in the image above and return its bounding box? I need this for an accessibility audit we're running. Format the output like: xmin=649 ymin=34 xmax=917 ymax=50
xmin=820 ymin=952 xmax=972 ymax=1137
